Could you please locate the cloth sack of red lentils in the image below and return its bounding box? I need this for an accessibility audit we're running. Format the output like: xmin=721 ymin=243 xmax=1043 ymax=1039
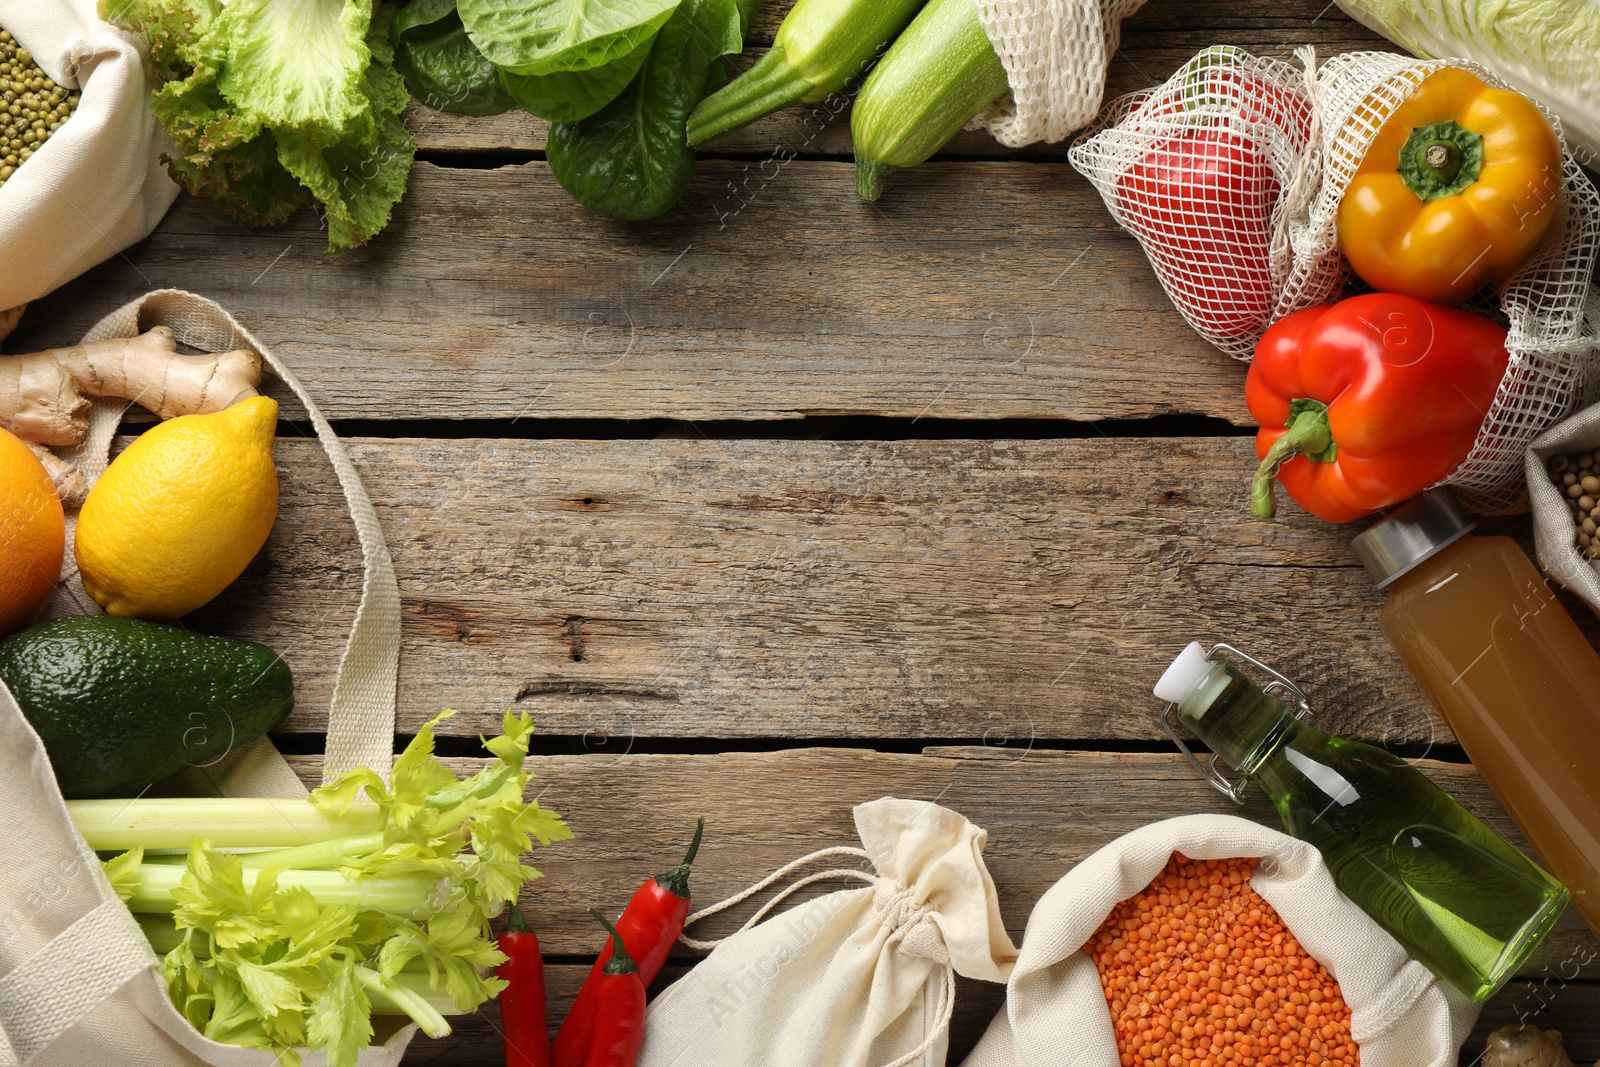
xmin=637 ymin=797 xmax=1019 ymax=1067
xmin=0 ymin=0 xmax=178 ymax=317
xmin=961 ymin=815 xmax=1479 ymax=1067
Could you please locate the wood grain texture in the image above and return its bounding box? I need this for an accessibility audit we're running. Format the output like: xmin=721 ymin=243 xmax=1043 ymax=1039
xmin=14 ymin=155 xmax=1252 ymax=425
xmin=285 ymin=750 xmax=1600 ymax=1061
xmin=178 ymin=434 xmax=1582 ymax=744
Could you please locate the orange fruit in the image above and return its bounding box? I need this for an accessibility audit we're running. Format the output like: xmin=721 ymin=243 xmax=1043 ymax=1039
xmin=0 ymin=428 xmax=64 ymax=637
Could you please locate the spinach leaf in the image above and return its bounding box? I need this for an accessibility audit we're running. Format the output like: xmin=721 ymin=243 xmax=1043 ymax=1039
xmin=547 ymin=0 xmax=743 ymax=220
xmin=458 ymin=0 xmax=679 ymax=77
xmin=393 ymin=0 xmax=514 ymax=115
xmin=498 ymin=39 xmax=652 ymax=121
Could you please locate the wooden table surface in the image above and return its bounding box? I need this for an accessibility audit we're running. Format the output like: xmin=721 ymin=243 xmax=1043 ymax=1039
xmin=16 ymin=0 xmax=1600 ymax=1060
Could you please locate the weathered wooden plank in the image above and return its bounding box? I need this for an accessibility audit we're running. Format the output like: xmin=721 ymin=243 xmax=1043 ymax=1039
xmin=280 ymin=750 xmax=1599 ymax=1062
xmin=16 ymin=155 xmax=1250 ymax=425
xmin=194 ymin=436 xmax=1577 ymax=744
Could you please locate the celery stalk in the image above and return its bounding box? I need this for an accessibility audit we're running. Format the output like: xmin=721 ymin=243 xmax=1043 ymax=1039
xmin=357 ymin=966 xmax=453 ymax=1038
xmin=70 ymin=798 xmax=384 ymax=852
xmin=123 ymin=862 xmax=438 ymax=915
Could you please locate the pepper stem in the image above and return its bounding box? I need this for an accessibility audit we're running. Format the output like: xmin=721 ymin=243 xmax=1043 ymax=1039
xmin=590 ymin=908 xmax=639 ymax=975
xmin=654 ymin=817 xmax=705 ymax=898
xmin=1250 ymin=399 xmax=1336 ymax=519
xmin=504 ymin=903 xmax=529 ymax=933
xmin=1398 ymin=120 xmax=1484 ymax=201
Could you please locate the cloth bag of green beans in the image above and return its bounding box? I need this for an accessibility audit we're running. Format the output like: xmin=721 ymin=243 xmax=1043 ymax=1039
xmin=0 ymin=0 xmax=177 ymax=316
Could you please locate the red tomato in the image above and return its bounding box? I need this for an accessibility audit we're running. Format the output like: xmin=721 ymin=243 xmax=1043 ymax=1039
xmin=1114 ymin=125 xmax=1282 ymax=341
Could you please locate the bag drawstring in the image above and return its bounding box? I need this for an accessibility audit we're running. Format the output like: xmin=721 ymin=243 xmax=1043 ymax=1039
xmin=678 ymin=846 xmax=875 ymax=950
xmin=678 ymin=845 xmax=959 ymax=1067
xmin=1268 ymin=45 xmax=1323 ymax=307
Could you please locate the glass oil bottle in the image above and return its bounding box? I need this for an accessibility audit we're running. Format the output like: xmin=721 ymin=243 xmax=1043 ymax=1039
xmin=1155 ymin=642 xmax=1568 ymax=1002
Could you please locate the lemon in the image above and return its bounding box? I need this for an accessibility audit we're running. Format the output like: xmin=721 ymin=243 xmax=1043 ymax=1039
xmin=76 ymin=396 xmax=279 ymax=620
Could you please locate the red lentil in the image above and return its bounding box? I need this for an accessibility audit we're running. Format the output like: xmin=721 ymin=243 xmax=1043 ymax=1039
xmin=1086 ymin=853 xmax=1359 ymax=1067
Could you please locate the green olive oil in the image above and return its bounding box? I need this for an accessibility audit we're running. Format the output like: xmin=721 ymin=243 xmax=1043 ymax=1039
xmin=1162 ymin=648 xmax=1568 ymax=1002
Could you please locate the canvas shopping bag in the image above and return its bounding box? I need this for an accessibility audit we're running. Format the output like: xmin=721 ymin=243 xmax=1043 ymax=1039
xmin=1 ymin=290 xmax=411 ymax=1065
xmin=637 ymin=797 xmax=1018 ymax=1067
xmin=961 ymin=815 xmax=1479 ymax=1067
xmin=0 ymin=0 xmax=178 ymax=315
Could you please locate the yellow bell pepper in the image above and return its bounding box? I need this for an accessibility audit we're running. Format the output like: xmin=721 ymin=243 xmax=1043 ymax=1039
xmin=1337 ymin=67 xmax=1562 ymax=304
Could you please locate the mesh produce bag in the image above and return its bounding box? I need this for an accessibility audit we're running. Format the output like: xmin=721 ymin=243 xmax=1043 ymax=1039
xmin=971 ymin=0 xmax=1149 ymax=148
xmin=1070 ymin=46 xmax=1600 ymax=513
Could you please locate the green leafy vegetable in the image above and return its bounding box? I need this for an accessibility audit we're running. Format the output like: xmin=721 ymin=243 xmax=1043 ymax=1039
xmin=498 ymin=42 xmax=652 ymax=122
xmin=1335 ymin=0 xmax=1600 ymax=162
xmin=392 ymin=0 xmax=514 ymax=115
xmin=95 ymin=710 xmax=569 ymax=1067
xmin=547 ymin=0 xmax=747 ymax=220
xmin=102 ymin=0 xmax=416 ymax=253
xmin=458 ymin=0 xmax=679 ymax=76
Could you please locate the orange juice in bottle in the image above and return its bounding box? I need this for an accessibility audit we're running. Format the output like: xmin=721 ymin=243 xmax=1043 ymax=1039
xmin=1352 ymin=489 xmax=1600 ymax=937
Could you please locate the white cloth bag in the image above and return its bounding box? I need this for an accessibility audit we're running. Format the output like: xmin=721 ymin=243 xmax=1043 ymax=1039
xmin=637 ymin=797 xmax=1019 ymax=1067
xmin=0 ymin=0 xmax=178 ymax=314
xmin=0 ymin=291 xmax=411 ymax=1066
xmin=961 ymin=815 xmax=1480 ymax=1067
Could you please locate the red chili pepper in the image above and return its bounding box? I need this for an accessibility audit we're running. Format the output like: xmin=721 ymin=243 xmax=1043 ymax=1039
xmin=496 ymin=904 xmax=549 ymax=1067
xmin=582 ymin=909 xmax=647 ymax=1067
xmin=552 ymin=819 xmax=703 ymax=1067
xmin=1245 ymin=293 xmax=1510 ymax=522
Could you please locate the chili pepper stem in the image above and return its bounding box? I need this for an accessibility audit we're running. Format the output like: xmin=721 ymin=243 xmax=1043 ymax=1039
xmin=1250 ymin=400 xmax=1336 ymax=519
xmin=589 ymin=908 xmax=640 ymax=975
xmin=687 ymin=47 xmax=811 ymax=145
xmin=505 ymin=902 xmax=530 ymax=933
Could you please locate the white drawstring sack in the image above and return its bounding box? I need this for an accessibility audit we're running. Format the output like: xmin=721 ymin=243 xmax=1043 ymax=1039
xmin=0 ymin=291 xmax=413 ymax=1066
xmin=637 ymin=797 xmax=1018 ymax=1067
xmin=960 ymin=815 xmax=1478 ymax=1067
xmin=0 ymin=0 xmax=178 ymax=316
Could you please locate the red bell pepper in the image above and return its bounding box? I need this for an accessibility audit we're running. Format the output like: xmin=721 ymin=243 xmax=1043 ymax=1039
xmin=1246 ymin=293 xmax=1509 ymax=522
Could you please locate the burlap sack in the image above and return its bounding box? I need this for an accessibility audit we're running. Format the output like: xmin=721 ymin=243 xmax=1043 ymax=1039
xmin=1527 ymin=404 xmax=1600 ymax=618
xmin=961 ymin=815 xmax=1479 ymax=1067
xmin=0 ymin=0 xmax=178 ymax=316
xmin=1 ymin=291 xmax=411 ymax=1065
xmin=637 ymin=797 xmax=1018 ymax=1067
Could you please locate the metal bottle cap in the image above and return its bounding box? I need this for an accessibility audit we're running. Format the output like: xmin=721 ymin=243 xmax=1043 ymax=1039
xmin=1349 ymin=489 xmax=1477 ymax=588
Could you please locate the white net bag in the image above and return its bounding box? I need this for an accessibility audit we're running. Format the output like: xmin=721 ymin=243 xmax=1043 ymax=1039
xmin=1067 ymin=48 xmax=1325 ymax=359
xmin=1070 ymin=46 xmax=1600 ymax=514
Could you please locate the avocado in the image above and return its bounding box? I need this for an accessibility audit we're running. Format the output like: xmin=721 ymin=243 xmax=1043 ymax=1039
xmin=0 ymin=615 xmax=294 ymax=799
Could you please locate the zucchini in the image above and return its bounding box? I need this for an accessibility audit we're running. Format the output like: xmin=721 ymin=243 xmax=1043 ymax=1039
xmin=850 ymin=0 xmax=1010 ymax=200
xmin=686 ymin=0 xmax=928 ymax=145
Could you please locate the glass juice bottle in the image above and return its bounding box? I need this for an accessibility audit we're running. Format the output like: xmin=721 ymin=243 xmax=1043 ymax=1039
xmin=1154 ymin=642 xmax=1568 ymax=1002
xmin=1352 ymin=488 xmax=1600 ymax=940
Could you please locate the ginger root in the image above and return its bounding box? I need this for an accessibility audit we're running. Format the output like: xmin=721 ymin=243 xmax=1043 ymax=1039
xmin=1483 ymin=1026 xmax=1597 ymax=1067
xmin=0 ymin=303 xmax=22 ymax=345
xmin=24 ymin=441 xmax=86 ymax=507
xmin=0 ymin=327 xmax=261 ymax=447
